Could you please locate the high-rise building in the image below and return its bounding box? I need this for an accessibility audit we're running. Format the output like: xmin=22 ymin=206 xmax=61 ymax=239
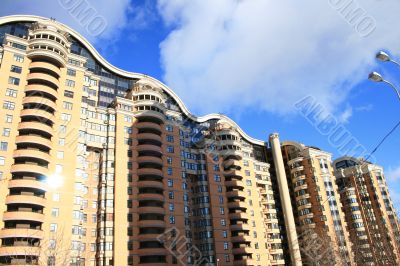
xmin=333 ymin=157 xmax=400 ymax=265
xmin=0 ymin=15 xmax=399 ymax=266
xmin=279 ymin=142 xmax=354 ymax=265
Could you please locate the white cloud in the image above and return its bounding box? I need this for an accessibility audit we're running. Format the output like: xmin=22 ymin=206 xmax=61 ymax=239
xmin=387 ymin=165 xmax=400 ymax=182
xmin=0 ymin=0 xmax=133 ymax=43
xmin=338 ymin=105 xmax=353 ymax=123
xmin=157 ymin=0 xmax=400 ymax=116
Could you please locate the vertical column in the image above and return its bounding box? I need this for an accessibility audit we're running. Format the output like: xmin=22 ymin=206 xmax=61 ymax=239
xmin=269 ymin=133 xmax=302 ymax=266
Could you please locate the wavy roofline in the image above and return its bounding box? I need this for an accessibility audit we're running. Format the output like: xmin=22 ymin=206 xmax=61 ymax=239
xmin=0 ymin=15 xmax=266 ymax=146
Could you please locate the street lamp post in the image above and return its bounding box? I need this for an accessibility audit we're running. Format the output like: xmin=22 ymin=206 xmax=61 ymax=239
xmin=369 ymin=51 xmax=400 ymax=101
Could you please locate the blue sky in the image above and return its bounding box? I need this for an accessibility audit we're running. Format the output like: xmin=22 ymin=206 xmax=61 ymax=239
xmin=2 ymin=0 xmax=400 ymax=208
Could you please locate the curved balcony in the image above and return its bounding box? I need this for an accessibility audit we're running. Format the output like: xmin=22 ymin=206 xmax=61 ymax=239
xmin=13 ymin=149 xmax=51 ymax=164
xmin=138 ymin=220 xmax=166 ymax=228
xmin=18 ymin=122 xmax=53 ymax=137
xmin=137 ymin=156 xmax=163 ymax=165
xmin=0 ymin=246 xmax=40 ymax=257
xmin=27 ymin=47 xmax=66 ymax=68
xmin=228 ymin=201 xmax=247 ymax=209
xmin=29 ymin=61 xmax=60 ymax=77
xmin=26 ymin=72 xmax=59 ymax=88
xmin=294 ymin=184 xmax=308 ymax=192
xmin=20 ymin=109 xmax=55 ymax=122
xmin=15 ymin=135 xmax=52 ymax=150
xmin=137 ymin=144 xmax=162 ymax=154
xmin=138 ymin=234 xmax=161 ymax=241
xmin=3 ymin=211 xmax=45 ymax=223
xmin=29 ymin=38 xmax=68 ymax=59
xmin=138 ymin=207 xmax=165 ymax=215
xmin=138 ymin=193 xmax=164 ymax=202
xmin=137 ymin=133 xmax=162 ymax=142
xmin=231 ymin=235 xmax=248 ymax=243
xmin=229 ymin=212 xmax=249 ymax=220
xmin=22 ymin=96 xmax=57 ymax=111
xmin=137 ymin=248 xmax=167 ymax=256
xmin=290 ymin=166 xmax=304 ymax=174
xmin=0 ymin=228 xmax=44 ymax=239
xmin=222 ymin=150 xmax=242 ymax=159
xmin=224 ymin=170 xmax=243 ymax=177
xmin=288 ymin=157 xmax=304 ymax=166
xmin=225 ymin=180 xmax=244 ymax=188
xmin=8 ymin=179 xmax=47 ymax=192
xmin=136 ymin=122 xmax=162 ymax=132
xmin=138 ymin=181 xmax=164 ymax=190
xmin=10 ymin=164 xmax=48 ymax=177
xmin=233 ymin=259 xmax=255 ymax=265
xmin=25 ymin=84 xmax=58 ymax=100
xmin=232 ymin=247 xmax=253 ymax=255
xmin=227 ymin=190 xmax=246 ymax=198
xmin=137 ymin=168 xmax=163 ymax=176
xmin=230 ymin=223 xmax=250 ymax=231
xmin=135 ymin=111 xmax=165 ymax=122
xmin=5 ymin=195 xmax=46 ymax=207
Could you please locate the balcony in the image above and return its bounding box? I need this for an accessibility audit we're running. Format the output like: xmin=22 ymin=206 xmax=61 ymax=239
xmin=15 ymin=135 xmax=52 ymax=150
xmin=20 ymin=109 xmax=55 ymax=123
xmin=0 ymin=228 xmax=44 ymax=239
xmin=137 ymin=144 xmax=162 ymax=154
xmin=137 ymin=156 xmax=163 ymax=165
xmin=22 ymin=96 xmax=57 ymax=111
xmin=25 ymin=84 xmax=58 ymax=100
xmin=138 ymin=181 xmax=164 ymax=190
xmin=138 ymin=207 xmax=165 ymax=215
xmin=138 ymin=193 xmax=164 ymax=202
xmin=5 ymin=195 xmax=46 ymax=207
xmin=26 ymin=72 xmax=59 ymax=88
xmin=138 ymin=220 xmax=166 ymax=228
xmin=0 ymin=246 xmax=40 ymax=256
xmin=18 ymin=121 xmax=53 ymax=136
xmin=27 ymin=47 xmax=66 ymax=68
xmin=137 ymin=133 xmax=162 ymax=142
xmin=136 ymin=122 xmax=162 ymax=132
xmin=29 ymin=61 xmax=61 ymax=77
xmin=10 ymin=164 xmax=48 ymax=177
xmin=137 ymin=168 xmax=163 ymax=177
xmin=232 ymin=247 xmax=253 ymax=255
xmin=227 ymin=201 xmax=247 ymax=209
xmin=3 ymin=211 xmax=45 ymax=223
xmin=13 ymin=149 xmax=51 ymax=164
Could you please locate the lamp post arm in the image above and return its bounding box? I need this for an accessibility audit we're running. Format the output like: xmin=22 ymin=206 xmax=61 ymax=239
xmin=383 ymin=80 xmax=400 ymax=101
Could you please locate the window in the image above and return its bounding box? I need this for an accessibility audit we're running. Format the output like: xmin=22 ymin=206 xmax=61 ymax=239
xmin=219 ymin=207 xmax=225 ymax=215
xmin=168 ymin=179 xmax=174 ymax=187
xmin=67 ymin=68 xmax=76 ymax=76
xmin=5 ymin=88 xmax=17 ymax=98
xmin=166 ymin=125 xmax=173 ymax=132
xmin=50 ymin=223 xmax=57 ymax=232
xmin=222 ymin=231 xmax=228 ymax=238
xmin=167 ymin=157 xmax=172 ymax=164
xmin=167 ymin=167 xmax=173 ymax=175
xmin=5 ymin=115 xmax=12 ymax=123
xmin=58 ymin=139 xmax=65 ymax=146
xmin=2 ymin=128 xmax=10 ymax=137
xmin=169 ymin=191 xmax=174 ymax=199
xmin=246 ymin=179 xmax=252 ymax=186
xmin=167 ymin=135 xmax=174 ymax=142
xmin=224 ymin=242 xmax=229 ymax=250
xmin=63 ymin=101 xmax=73 ymax=110
xmin=52 ymin=193 xmax=60 ymax=202
xmin=8 ymin=77 xmax=20 ymax=85
xmin=51 ymin=208 xmax=59 ymax=217
xmin=64 ymin=90 xmax=74 ymax=98
xmin=167 ymin=146 xmax=174 ymax=153
xmin=10 ymin=65 xmax=22 ymax=74
xmin=169 ymin=203 xmax=174 ymax=211
xmin=0 ymin=156 xmax=4 ymax=165
xmin=61 ymin=113 xmax=71 ymax=121
xmin=57 ymin=151 xmax=64 ymax=159
xmin=214 ymin=175 xmax=221 ymax=182
xmin=169 ymin=216 xmax=175 ymax=224
xmin=0 ymin=171 xmax=3 ymax=180
xmin=245 ymin=170 xmax=251 ymax=176
xmin=3 ymin=101 xmax=15 ymax=110
xmin=0 ymin=142 xmax=8 ymax=151
xmin=65 ymin=79 xmax=75 ymax=87
xmin=13 ymin=54 xmax=24 ymax=62
xmin=225 ymin=254 xmax=230 ymax=262
xmin=221 ymin=219 xmax=226 ymax=226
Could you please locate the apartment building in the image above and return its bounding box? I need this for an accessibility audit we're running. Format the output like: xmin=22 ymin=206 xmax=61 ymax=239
xmin=333 ymin=156 xmax=400 ymax=265
xmin=0 ymin=15 xmax=398 ymax=266
xmin=0 ymin=16 xmax=288 ymax=266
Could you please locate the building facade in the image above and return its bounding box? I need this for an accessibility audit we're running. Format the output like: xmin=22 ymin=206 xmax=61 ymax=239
xmin=0 ymin=15 xmax=398 ymax=266
xmin=333 ymin=157 xmax=400 ymax=265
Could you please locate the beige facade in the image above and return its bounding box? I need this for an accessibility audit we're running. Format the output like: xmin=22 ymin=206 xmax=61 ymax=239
xmin=333 ymin=157 xmax=400 ymax=265
xmin=0 ymin=15 xmax=399 ymax=266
